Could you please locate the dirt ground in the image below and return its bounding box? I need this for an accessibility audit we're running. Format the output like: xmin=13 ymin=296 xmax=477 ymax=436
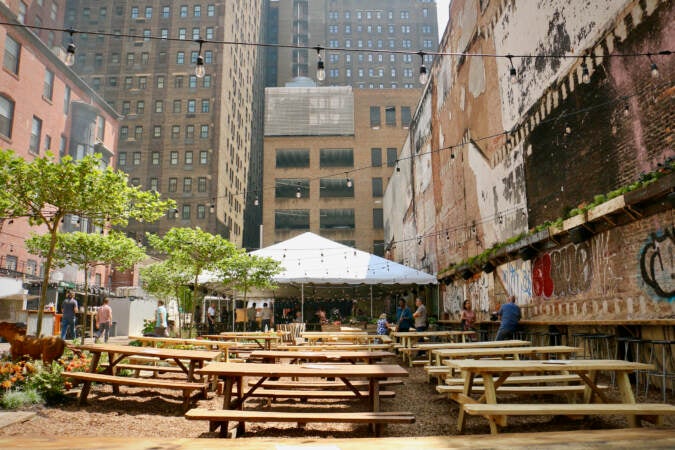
xmin=1 ymin=352 xmax=673 ymax=440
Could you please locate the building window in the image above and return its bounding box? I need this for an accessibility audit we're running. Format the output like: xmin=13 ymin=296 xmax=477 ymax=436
xmin=189 ymin=75 xmax=197 ymax=88
xmin=173 ymin=100 xmax=182 ymax=113
xmin=3 ymin=35 xmax=21 ymax=75
xmin=185 ymin=125 xmax=194 ymax=139
xmin=134 ymin=126 xmax=143 ymax=140
xmin=385 ymin=106 xmax=396 ymax=126
xmin=131 ymin=6 xmax=138 ymax=18
xmin=120 ymin=126 xmax=128 ymax=140
xmin=320 ymin=209 xmax=355 ymax=230
xmin=170 ymin=151 xmax=178 ymax=165
xmin=149 ymin=177 xmax=159 ymax=192
xmin=200 ymin=125 xmax=209 ymax=138
xmin=197 ymin=204 xmax=206 ymax=219
xmin=387 ymin=147 xmax=398 ymax=167
xmin=373 ymin=208 xmax=383 ymax=229
xmin=63 ymin=85 xmax=71 ymax=114
xmin=183 ymin=177 xmax=192 ymax=192
xmin=132 ymin=152 xmax=141 ymax=165
xmin=197 ymin=177 xmax=207 ymax=192
xmin=320 ymin=178 xmax=354 ymax=198
xmin=156 ymin=76 xmax=165 ymax=89
xmin=136 ymin=100 xmax=145 ymax=114
xmin=275 ymin=179 xmax=308 ymax=199
xmin=168 ymin=177 xmax=177 ymax=192
xmin=187 ymin=99 xmax=196 ymax=113
xmin=201 ymin=99 xmax=210 ymax=113
xmin=96 ymin=116 xmax=105 ymax=141
xmin=153 ymin=125 xmax=161 ymax=138
xmin=44 ymin=134 xmax=51 ymax=152
xmin=207 ymin=4 xmax=215 ymax=16
xmin=29 ymin=116 xmax=42 ymax=153
xmin=185 ymin=150 xmax=193 ymax=165
xmin=199 ymin=150 xmax=208 ymax=164
xmin=4 ymin=255 xmax=17 ymax=271
xmin=372 ymin=178 xmax=383 ymax=197
xmin=145 ymin=6 xmax=152 ymax=18
xmin=276 ymin=148 xmax=310 ymax=168
xmin=171 ymin=125 xmax=180 ymax=139
xmin=371 ymin=148 xmax=382 ymax=167
xmin=118 ymin=152 xmax=126 ymax=166
xmin=162 ymin=6 xmax=170 ymax=18
xmin=203 ymin=75 xmax=212 ymax=88
xmin=155 ymin=100 xmax=163 ymax=113
xmin=274 ymin=209 xmax=310 ymax=230
xmin=180 ymin=5 xmax=188 ymax=17
xmin=43 ymin=69 xmax=54 ymax=100
xmin=370 ymin=106 xmax=380 ymax=128
xmin=193 ymin=5 xmax=201 ymax=16
xmin=151 ymin=151 xmax=160 ymax=165
xmin=0 ymin=95 xmax=15 ymax=138
xmin=401 ymin=106 xmax=411 ymax=128
xmin=176 ymin=52 xmax=185 ymax=64
xmin=181 ymin=205 xmax=190 ymax=219
xmin=320 ymin=148 xmax=353 ymax=168
xmin=175 ymin=76 xmax=184 ymax=88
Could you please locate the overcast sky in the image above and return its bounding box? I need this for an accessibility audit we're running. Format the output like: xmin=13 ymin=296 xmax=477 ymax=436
xmin=437 ymin=0 xmax=450 ymax=40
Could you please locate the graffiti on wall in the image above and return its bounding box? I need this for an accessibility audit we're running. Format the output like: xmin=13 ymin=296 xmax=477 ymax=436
xmin=467 ymin=273 xmax=490 ymax=312
xmin=497 ymin=260 xmax=532 ymax=305
xmin=532 ymin=231 xmax=621 ymax=298
xmin=443 ymin=284 xmax=463 ymax=315
xmin=640 ymin=227 xmax=674 ymax=301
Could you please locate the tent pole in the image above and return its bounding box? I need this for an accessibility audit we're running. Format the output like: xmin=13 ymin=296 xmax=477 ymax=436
xmin=301 ymin=283 xmax=304 ymax=323
xmin=370 ymin=285 xmax=373 ymax=320
xmin=232 ymin=289 xmax=235 ymax=332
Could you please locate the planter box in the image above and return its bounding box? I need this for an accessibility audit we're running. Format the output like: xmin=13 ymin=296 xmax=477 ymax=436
xmin=587 ymin=195 xmax=626 ymax=221
xmin=562 ymin=212 xmax=588 ymax=231
xmin=624 ymin=171 xmax=674 ymax=205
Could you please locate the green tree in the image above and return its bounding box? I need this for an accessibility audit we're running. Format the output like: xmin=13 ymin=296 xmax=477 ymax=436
xmin=147 ymin=227 xmax=237 ymax=332
xmin=0 ymin=150 xmax=174 ymax=335
xmin=216 ymin=249 xmax=282 ymax=323
xmin=26 ymin=231 xmax=147 ymax=342
xmin=139 ymin=260 xmax=192 ymax=336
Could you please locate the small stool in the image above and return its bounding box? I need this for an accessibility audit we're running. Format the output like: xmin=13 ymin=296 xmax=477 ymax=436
xmin=571 ymin=333 xmax=589 ymax=359
xmin=643 ymin=339 xmax=675 ymax=402
xmin=585 ymin=333 xmax=616 ymax=384
xmin=615 ymin=336 xmax=642 ymax=390
xmin=476 ymin=329 xmax=489 ymax=342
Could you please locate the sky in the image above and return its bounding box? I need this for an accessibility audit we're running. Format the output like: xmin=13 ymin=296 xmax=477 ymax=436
xmin=437 ymin=0 xmax=451 ymax=40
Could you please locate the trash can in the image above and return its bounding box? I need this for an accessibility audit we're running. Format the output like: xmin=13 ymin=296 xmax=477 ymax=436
xmin=110 ymin=321 xmax=117 ymax=337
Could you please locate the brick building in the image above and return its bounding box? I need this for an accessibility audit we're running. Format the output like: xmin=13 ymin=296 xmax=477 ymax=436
xmin=0 ymin=2 xmax=119 ymax=303
xmin=385 ymin=0 xmax=674 ymax=324
xmin=263 ymin=85 xmax=420 ymax=253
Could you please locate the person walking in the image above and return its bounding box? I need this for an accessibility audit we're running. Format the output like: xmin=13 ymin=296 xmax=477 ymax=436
xmin=60 ymin=291 xmax=79 ymax=340
xmin=207 ymin=301 xmax=216 ymax=334
xmin=395 ymin=299 xmax=413 ymax=332
xmin=154 ymin=300 xmax=168 ymax=337
xmin=413 ymin=297 xmax=428 ymax=332
xmin=261 ymin=302 xmax=272 ymax=331
xmin=495 ymin=295 xmax=521 ymax=341
xmin=94 ymin=298 xmax=113 ymax=343
xmin=247 ymin=302 xmax=257 ymax=331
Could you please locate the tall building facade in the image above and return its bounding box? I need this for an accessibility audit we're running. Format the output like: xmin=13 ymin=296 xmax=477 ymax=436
xmin=267 ymin=0 xmax=438 ymax=88
xmin=65 ymin=0 xmax=263 ymax=247
xmin=263 ymin=86 xmax=420 ymax=253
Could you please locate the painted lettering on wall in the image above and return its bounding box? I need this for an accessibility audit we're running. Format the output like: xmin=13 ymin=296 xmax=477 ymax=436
xmin=443 ymin=284 xmax=463 ymax=315
xmin=640 ymin=227 xmax=674 ymax=301
xmin=497 ymin=260 xmax=533 ymax=305
xmin=467 ymin=273 xmax=490 ymax=313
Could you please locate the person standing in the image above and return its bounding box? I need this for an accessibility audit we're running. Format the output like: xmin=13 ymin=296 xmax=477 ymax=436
xmin=261 ymin=302 xmax=272 ymax=331
xmin=94 ymin=298 xmax=113 ymax=343
xmin=154 ymin=300 xmax=168 ymax=337
xmin=460 ymin=300 xmax=476 ymax=331
xmin=207 ymin=301 xmax=216 ymax=334
xmin=60 ymin=291 xmax=79 ymax=340
xmin=413 ymin=297 xmax=428 ymax=332
xmin=495 ymin=295 xmax=521 ymax=341
xmin=247 ymin=302 xmax=257 ymax=331
xmin=395 ymin=299 xmax=413 ymax=332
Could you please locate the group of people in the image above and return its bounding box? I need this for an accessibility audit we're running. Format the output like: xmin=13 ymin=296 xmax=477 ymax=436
xmin=59 ymin=290 xmax=113 ymax=342
xmin=376 ymin=297 xmax=429 ymax=335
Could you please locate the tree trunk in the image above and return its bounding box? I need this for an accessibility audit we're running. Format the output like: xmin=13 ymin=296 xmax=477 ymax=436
xmin=81 ymin=267 xmax=89 ymax=343
xmin=36 ymin=227 xmax=59 ymax=337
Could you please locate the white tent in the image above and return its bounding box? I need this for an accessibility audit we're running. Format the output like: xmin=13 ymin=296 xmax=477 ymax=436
xmin=200 ymin=233 xmax=436 ymax=321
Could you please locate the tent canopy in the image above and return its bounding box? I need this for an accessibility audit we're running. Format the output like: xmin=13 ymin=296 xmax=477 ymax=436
xmin=250 ymin=232 xmax=437 ymax=285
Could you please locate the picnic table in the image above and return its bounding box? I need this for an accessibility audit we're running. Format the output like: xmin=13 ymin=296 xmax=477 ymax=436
xmin=300 ymin=331 xmax=385 ymax=345
xmin=421 ymin=339 xmax=531 ymax=366
xmin=249 ymin=349 xmax=395 ymax=364
xmin=65 ymin=343 xmax=221 ymax=410
xmin=437 ymin=345 xmax=581 ymax=363
xmin=194 ymin=362 xmax=410 ymax=436
xmin=203 ymin=332 xmax=284 ymax=350
xmin=274 ymin=343 xmax=394 ymax=351
xmin=392 ymin=330 xmax=476 ymax=366
xmin=128 ymin=335 xmax=239 ymax=361
xmin=444 ymin=358 xmax=665 ymax=434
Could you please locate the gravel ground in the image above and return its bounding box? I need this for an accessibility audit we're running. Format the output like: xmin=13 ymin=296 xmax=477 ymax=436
xmin=0 ymin=351 xmax=673 ymax=439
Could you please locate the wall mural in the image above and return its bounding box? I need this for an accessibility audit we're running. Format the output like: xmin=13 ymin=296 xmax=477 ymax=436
xmin=467 ymin=273 xmax=490 ymax=313
xmin=497 ymin=260 xmax=532 ymax=305
xmin=442 ymin=284 xmax=463 ymax=315
xmin=640 ymin=226 xmax=674 ymax=301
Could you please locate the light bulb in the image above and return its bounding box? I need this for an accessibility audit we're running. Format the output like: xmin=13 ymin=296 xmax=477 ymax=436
xmin=209 ymin=203 xmax=215 ymax=214
xmin=195 ymin=55 xmax=206 ymax=78
xmin=650 ymin=62 xmax=659 ymax=78
xmin=581 ymin=63 xmax=590 ymax=84
xmin=346 ymin=178 xmax=352 ymax=188
xmin=564 ymin=124 xmax=572 ymax=135
xmin=65 ymin=42 xmax=76 ymax=66
xmin=623 ymin=104 xmax=630 ymax=117
xmin=296 ymin=188 xmax=301 ymax=199
xmin=316 ymin=59 xmax=325 ymax=81
xmin=509 ymin=66 xmax=517 ymax=84
xmin=254 ymin=197 xmax=259 ymax=206
xmin=418 ymin=65 xmax=428 ymax=85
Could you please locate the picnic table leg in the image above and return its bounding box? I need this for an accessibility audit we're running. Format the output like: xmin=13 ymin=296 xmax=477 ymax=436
xmin=369 ymin=379 xmax=381 ymax=434
xmin=482 ymin=373 xmax=505 ymax=434
xmin=616 ymin=370 xmax=639 ymax=428
xmin=108 ymin=352 xmax=121 ymax=395
xmin=456 ymin=371 xmax=474 ymax=433
xmin=222 ymin=376 xmax=234 ymax=409
xmin=79 ymin=351 xmax=101 ymax=405
xmin=236 ymin=376 xmax=245 ymax=436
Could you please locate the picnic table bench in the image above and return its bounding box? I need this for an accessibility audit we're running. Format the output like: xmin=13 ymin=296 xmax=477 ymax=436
xmin=246 ymin=379 xmax=404 ymax=390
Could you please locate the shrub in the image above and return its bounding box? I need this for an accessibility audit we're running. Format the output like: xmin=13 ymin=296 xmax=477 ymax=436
xmin=1 ymin=388 xmax=42 ymax=409
xmin=24 ymin=361 xmax=67 ymax=405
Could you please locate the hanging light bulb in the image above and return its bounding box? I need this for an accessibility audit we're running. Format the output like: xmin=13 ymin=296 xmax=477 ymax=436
xmin=507 ymin=54 xmax=517 ymax=84
xmin=253 ymin=196 xmax=259 ymax=206
xmin=194 ymin=38 xmax=206 ymax=78
xmin=623 ymin=103 xmax=630 ymax=117
xmin=650 ymin=61 xmax=659 ymax=78
xmin=345 ymin=173 xmax=352 ymax=188
xmin=315 ymin=47 xmax=325 ymax=81
xmin=564 ymin=123 xmax=572 ymax=135
xmin=296 ymin=185 xmax=302 ymax=199
xmin=417 ymin=51 xmax=428 ymax=85
xmin=209 ymin=200 xmax=215 ymax=214
xmin=64 ymin=29 xmax=76 ymax=66
xmin=581 ymin=60 xmax=590 ymax=84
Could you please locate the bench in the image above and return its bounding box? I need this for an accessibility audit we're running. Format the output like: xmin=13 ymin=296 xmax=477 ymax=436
xmin=248 ymin=388 xmax=396 ymax=401
xmin=247 ymin=379 xmax=404 ymax=390
xmin=436 ymin=384 xmax=607 ymax=395
xmin=63 ymin=372 xmax=207 ymax=411
xmin=100 ymin=363 xmax=185 ymax=377
xmin=185 ymin=408 xmax=415 ymax=437
xmin=444 ymin=374 xmax=582 ymax=385
xmin=463 ymin=403 xmax=675 ymax=433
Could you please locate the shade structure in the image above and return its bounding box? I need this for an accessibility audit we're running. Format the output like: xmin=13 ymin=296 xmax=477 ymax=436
xmin=250 ymin=232 xmax=437 ymax=285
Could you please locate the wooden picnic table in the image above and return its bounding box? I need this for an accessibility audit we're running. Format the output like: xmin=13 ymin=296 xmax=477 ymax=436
xmin=437 ymin=345 xmax=581 ymax=363
xmin=249 ymin=349 xmax=395 ymax=364
xmin=445 ymin=358 xmax=654 ymax=434
xmin=128 ymin=335 xmax=239 ymax=361
xmin=301 ymin=332 xmax=384 ymax=345
xmin=202 ymin=332 xmax=284 ymax=350
xmin=420 ymin=340 xmax=532 ymax=366
xmin=392 ymin=330 xmax=476 ymax=366
xmin=274 ymin=343 xmax=394 ymax=351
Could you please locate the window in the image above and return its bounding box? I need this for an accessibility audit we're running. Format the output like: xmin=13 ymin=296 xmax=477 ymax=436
xmin=197 ymin=176 xmax=207 ymax=192
xmin=96 ymin=116 xmax=105 ymax=141
xmin=371 ymin=148 xmax=382 ymax=167
xmin=154 ymin=100 xmax=163 ymax=113
xmin=187 ymin=99 xmax=196 ymax=113
xmin=124 ymin=77 xmax=133 ymax=89
xmin=18 ymin=2 xmax=26 ymax=23
xmin=168 ymin=178 xmax=177 ymax=192
xmin=204 ymin=51 xmax=213 ymax=64
xmin=29 ymin=116 xmax=42 ymax=153
xmin=320 ymin=178 xmax=354 ymax=198
xmin=385 ymin=106 xmax=396 ymax=126
xmin=275 ymin=210 xmax=310 ymax=230
xmin=63 ymin=85 xmax=71 ymax=114
xmin=44 ymin=134 xmax=51 ymax=151
xmin=175 ymin=76 xmax=184 ymax=88
xmin=131 ymin=6 xmax=139 ymax=18
xmin=149 ymin=177 xmax=159 ymax=192
xmin=160 ymin=28 xmax=168 ymax=39
xmin=153 ymin=125 xmax=161 ymax=138
xmin=171 ymin=125 xmax=180 ymax=139
xmin=201 ymin=99 xmax=210 ymax=113
xmin=121 ymin=101 xmax=130 ymax=114
xmin=387 ymin=148 xmax=398 ymax=167
xmin=151 ymin=151 xmax=160 ymax=165
xmin=401 ymin=106 xmax=411 ymax=127
xmin=59 ymin=135 xmax=67 ymax=157
xmin=183 ymin=177 xmax=192 ymax=192
xmin=4 ymin=255 xmax=17 ymax=271
xmin=193 ymin=5 xmax=201 ymax=16
xmin=134 ymin=126 xmax=143 ymax=140
xmin=372 ymin=178 xmax=383 ymax=197
xmin=126 ymin=52 xmax=135 ymax=65
xmin=320 ymin=209 xmax=355 ymax=230
xmin=276 ymin=148 xmax=309 ymax=168
xmin=26 ymin=259 xmax=37 ymax=276
xmin=192 ymin=28 xmax=200 ymax=40
xmin=275 ymin=179 xmax=308 ymax=199
xmin=320 ymin=148 xmax=353 ymax=168
xmin=200 ymin=125 xmax=209 ymax=138
xmin=199 ymin=150 xmax=208 ymax=164
xmin=120 ymin=126 xmax=128 ymax=140
xmin=197 ymin=205 xmax=206 ymax=219
xmin=0 ymin=95 xmax=15 ymax=138
xmin=170 ymin=151 xmax=178 ymax=165
xmin=118 ymin=152 xmax=127 ymax=166
xmin=205 ymin=27 xmax=214 ymax=40
xmin=176 ymin=52 xmax=185 ymax=64
xmin=203 ymin=75 xmax=212 ymax=88
xmin=3 ymin=35 xmax=20 ymax=75
xmin=185 ymin=125 xmax=195 ymax=139
xmin=143 ymin=30 xmax=151 ymax=42
xmin=400 ymin=11 xmax=409 ymax=19
xmin=136 ymin=100 xmax=145 ymax=114
xmin=370 ymin=106 xmax=380 ymax=128
xmin=189 ymin=75 xmax=197 ymax=88
xmin=184 ymin=150 xmax=193 ymax=165
xmin=132 ymin=152 xmax=141 ymax=165
xmin=162 ymin=6 xmax=170 ymax=18
xmin=207 ymin=4 xmax=215 ymax=16
xmin=145 ymin=6 xmax=152 ymax=18
xmin=180 ymin=5 xmax=188 ymax=17
xmin=43 ymin=69 xmax=54 ymax=100
xmin=109 ymin=76 xmax=117 ymax=86
xmin=373 ymin=208 xmax=384 ymax=229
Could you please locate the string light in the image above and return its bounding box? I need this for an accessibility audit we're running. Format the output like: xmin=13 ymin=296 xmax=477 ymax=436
xmin=648 ymin=54 xmax=659 ymax=78
xmin=64 ymin=29 xmax=76 ymax=66
xmin=209 ymin=199 xmax=215 ymax=214
xmin=315 ymin=47 xmax=325 ymax=81
xmin=581 ymin=58 xmax=591 ymax=84
xmin=507 ymin=54 xmax=517 ymax=84
xmin=295 ymin=183 xmax=302 ymax=199
xmin=194 ymin=38 xmax=206 ymax=78
xmin=418 ymin=51 xmax=428 ymax=85
xmin=253 ymin=196 xmax=259 ymax=206
xmin=345 ymin=173 xmax=352 ymax=188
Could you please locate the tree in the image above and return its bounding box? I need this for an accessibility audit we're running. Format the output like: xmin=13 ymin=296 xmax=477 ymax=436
xmin=139 ymin=260 xmax=192 ymax=336
xmin=26 ymin=231 xmax=147 ymax=342
xmin=216 ymin=249 xmax=282 ymax=317
xmin=147 ymin=227 xmax=237 ymax=332
xmin=0 ymin=150 xmax=174 ymax=335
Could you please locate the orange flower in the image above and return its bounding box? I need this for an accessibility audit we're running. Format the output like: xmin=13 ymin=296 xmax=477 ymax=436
xmin=1 ymin=380 xmax=11 ymax=389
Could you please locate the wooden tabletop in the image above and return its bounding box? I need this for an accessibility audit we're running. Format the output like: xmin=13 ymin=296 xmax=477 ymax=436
xmin=302 ymin=331 xmax=368 ymax=336
xmin=128 ymin=336 xmax=238 ymax=348
xmin=392 ymin=331 xmax=460 ymax=337
xmin=418 ymin=340 xmax=531 ymax=350
xmin=77 ymin=343 xmax=221 ymax=361
xmin=436 ymin=346 xmax=581 ymax=360
xmin=444 ymin=359 xmax=653 ymax=373
xmin=273 ymin=343 xmax=393 ymax=351
xmin=197 ymin=362 xmax=409 ymax=378
xmin=249 ymin=350 xmax=395 ymax=361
